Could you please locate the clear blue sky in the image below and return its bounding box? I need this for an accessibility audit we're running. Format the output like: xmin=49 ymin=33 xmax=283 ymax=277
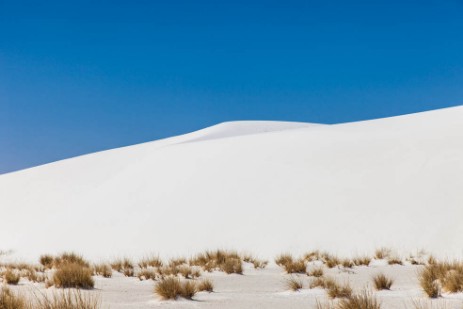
xmin=1 ymin=1 xmax=462 ymax=174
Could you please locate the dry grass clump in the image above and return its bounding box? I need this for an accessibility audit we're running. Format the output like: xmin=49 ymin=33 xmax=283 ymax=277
xmin=53 ymin=252 xmax=90 ymax=268
xmin=189 ymin=250 xmax=243 ymax=274
xmin=4 ymin=269 xmax=21 ymax=285
xmin=138 ymin=256 xmax=163 ymax=268
xmin=275 ymin=253 xmax=306 ymax=274
xmin=110 ymin=258 xmax=134 ymax=277
xmin=39 ymin=255 xmax=55 ymax=269
xmin=137 ymin=269 xmax=157 ymax=281
xmin=93 ymin=264 xmax=112 ymax=278
xmin=353 ymin=256 xmax=372 ymax=266
xmin=419 ymin=264 xmax=443 ymax=298
xmin=32 ymin=289 xmax=101 ymax=309
xmin=197 ymin=279 xmax=214 ymax=292
xmin=242 ymin=254 xmax=268 ymax=269
xmin=154 ymin=277 xmax=198 ymax=300
xmin=372 ymin=273 xmax=393 ymax=290
xmin=0 ymin=286 xmax=27 ymax=309
xmin=286 ymin=276 xmax=303 ymax=291
xmin=417 ymin=260 xmax=463 ymax=297
xmin=307 ymin=267 xmax=324 ymax=278
xmin=387 ymin=257 xmax=403 ymax=265
xmin=374 ymin=247 xmax=391 ymax=260
xmin=326 ymin=280 xmax=353 ymax=299
xmin=51 ymin=263 xmax=94 ymax=289
xmin=304 ymin=250 xmax=322 ymax=262
xmin=341 ymin=259 xmax=354 ymax=268
xmin=337 ymin=289 xmax=381 ymax=309
xmin=322 ymin=254 xmax=341 ymax=269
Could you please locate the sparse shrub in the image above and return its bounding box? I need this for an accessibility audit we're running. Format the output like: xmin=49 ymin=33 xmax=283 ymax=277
xmin=283 ymin=259 xmax=307 ymax=274
xmin=52 ymin=263 xmax=94 ymax=289
xmin=154 ymin=277 xmax=197 ymax=300
xmin=307 ymin=267 xmax=324 ymax=278
xmin=4 ymin=269 xmax=20 ymax=285
xmin=252 ymin=259 xmax=268 ymax=269
xmin=54 ymin=252 xmax=90 ymax=268
xmin=154 ymin=277 xmax=181 ymax=300
xmin=304 ymin=250 xmax=321 ymax=262
xmin=323 ymin=254 xmax=340 ymax=268
xmin=39 ymin=255 xmax=54 ymax=269
xmin=341 ymin=259 xmax=354 ymax=268
xmin=110 ymin=258 xmax=134 ymax=276
xmin=93 ymin=264 xmax=112 ymax=278
xmin=197 ymin=279 xmax=214 ymax=292
xmin=138 ymin=256 xmax=163 ymax=268
xmin=221 ymin=258 xmax=243 ymax=274
xmin=0 ymin=287 xmax=27 ymax=309
xmin=373 ymin=273 xmax=393 ymax=290
xmin=178 ymin=265 xmax=193 ymax=279
xmin=353 ymin=256 xmax=371 ymax=266
xmin=326 ymin=280 xmax=352 ymax=299
xmin=137 ymin=269 xmax=157 ymax=281
xmin=32 ymin=289 xmax=101 ymax=309
xmin=442 ymin=268 xmax=463 ymax=293
xmin=310 ymin=277 xmax=336 ymax=289
xmin=387 ymin=257 xmax=403 ymax=265
xmin=275 ymin=253 xmax=293 ymax=267
xmin=180 ymin=281 xmax=197 ymax=299
xmin=419 ymin=264 xmax=442 ymax=298
xmin=286 ymin=276 xmax=303 ymax=291
xmin=337 ymin=289 xmax=381 ymax=309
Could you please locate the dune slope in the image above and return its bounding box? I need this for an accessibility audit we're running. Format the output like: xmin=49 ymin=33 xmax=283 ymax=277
xmin=1 ymin=108 xmax=462 ymax=259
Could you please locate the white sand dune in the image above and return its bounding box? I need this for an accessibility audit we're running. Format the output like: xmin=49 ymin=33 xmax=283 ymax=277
xmin=1 ymin=106 xmax=463 ymax=260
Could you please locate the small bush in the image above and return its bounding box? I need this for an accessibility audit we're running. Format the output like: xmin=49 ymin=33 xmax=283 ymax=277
xmin=0 ymin=287 xmax=27 ymax=309
xmin=110 ymin=258 xmax=134 ymax=277
xmin=137 ymin=269 xmax=157 ymax=281
xmin=373 ymin=273 xmax=393 ymax=290
xmin=39 ymin=255 xmax=54 ymax=269
xmin=353 ymin=256 xmax=371 ymax=266
xmin=326 ymin=280 xmax=352 ymax=299
xmin=180 ymin=281 xmax=197 ymax=299
xmin=54 ymin=252 xmax=90 ymax=268
xmin=154 ymin=278 xmax=197 ymax=300
xmin=275 ymin=253 xmax=293 ymax=267
xmin=387 ymin=257 xmax=403 ymax=265
xmin=337 ymin=289 xmax=381 ymax=309
xmin=138 ymin=256 xmax=163 ymax=268
xmin=154 ymin=277 xmax=181 ymax=300
xmin=4 ymin=269 xmax=20 ymax=285
xmin=419 ymin=265 xmax=442 ymax=298
xmin=221 ymin=258 xmax=243 ymax=274
xmin=52 ymin=263 xmax=94 ymax=289
xmin=286 ymin=276 xmax=303 ymax=291
xmin=197 ymin=279 xmax=214 ymax=292
xmin=93 ymin=264 xmax=112 ymax=278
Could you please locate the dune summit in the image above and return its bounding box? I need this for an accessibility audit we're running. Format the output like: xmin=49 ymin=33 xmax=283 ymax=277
xmin=1 ymin=106 xmax=462 ymax=260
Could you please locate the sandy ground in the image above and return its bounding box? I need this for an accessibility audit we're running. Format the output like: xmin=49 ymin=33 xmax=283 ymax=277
xmin=7 ymin=263 xmax=463 ymax=309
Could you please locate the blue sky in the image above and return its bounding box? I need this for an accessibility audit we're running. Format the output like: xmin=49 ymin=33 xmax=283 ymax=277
xmin=1 ymin=0 xmax=462 ymax=174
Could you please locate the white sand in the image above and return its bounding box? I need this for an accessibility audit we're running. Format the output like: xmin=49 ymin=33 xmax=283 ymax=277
xmin=1 ymin=107 xmax=463 ymax=260
xmin=5 ymin=262 xmax=463 ymax=308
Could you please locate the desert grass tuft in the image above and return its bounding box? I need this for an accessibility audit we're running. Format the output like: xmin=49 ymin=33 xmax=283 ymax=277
xmin=39 ymin=255 xmax=54 ymax=269
xmin=110 ymin=258 xmax=134 ymax=277
xmin=337 ymin=289 xmax=381 ymax=309
xmin=53 ymin=252 xmax=90 ymax=268
xmin=137 ymin=269 xmax=157 ymax=281
xmin=154 ymin=277 xmax=197 ymax=300
xmin=4 ymin=269 xmax=21 ymax=285
xmin=326 ymin=280 xmax=352 ymax=299
xmin=353 ymin=256 xmax=372 ymax=266
xmin=286 ymin=276 xmax=303 ymax=291
xmin=138 ymin=256 xmax=163 ymax=269
xmin=197 ymin=279 xmax=214 ymax=292
xmin=93 ymin=263 xmax=112 ymax=278
xmin=32 ymin=289 xmax=101 ymax=309
xmin=419 ymin=264 xmax=442 ymax=298
xmin=372 ymin=273 xmax=393 ymax=290
xmin=0 ymin=286 xmax=27 ymax=309
xmin=52 ymin=263 xmax=94 ymax=289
